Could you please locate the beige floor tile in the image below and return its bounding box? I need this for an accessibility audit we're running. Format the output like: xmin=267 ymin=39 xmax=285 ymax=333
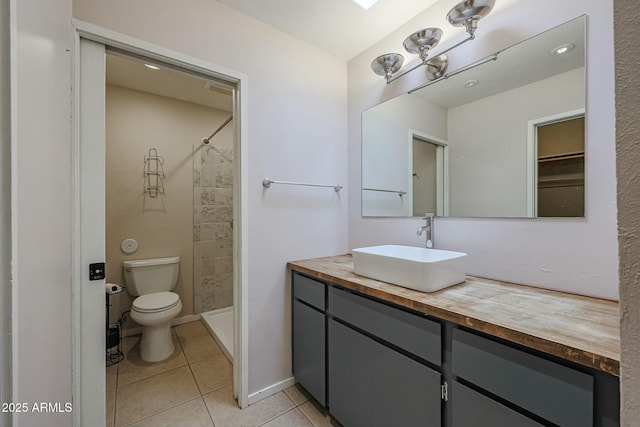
xmin=283 ymin=384 xmax=311 ymax=406
xmin=106 ymin=364 xmax=118 ymax=392
xmin=298 ymin=401 xmax=341 ymax=427
xmin=179 ymin=333 xmax=224 ymax=364
xmin=203 ymin=386 xmax=295 ymax=427
xmin=115 ymin=366 xmax=200 ymax=426
xmin=117 ymin=336 xmax=187 ymax=386
xmin=124 ymin=397 xmax=213 ymax=427
xmin=190 ymin=353 xmax=232 ymax=394
xmin=106 ymin=388 xmax=116 ymax=427
xmin=122 ymin=335 xmax=140 ymax=353
xmin=261 ymin=408 xmax=314 ymax=427
xmin=174 ymin=320 xmax=210 ymax=339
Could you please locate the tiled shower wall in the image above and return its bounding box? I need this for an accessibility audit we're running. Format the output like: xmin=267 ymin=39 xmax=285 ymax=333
xmin=193 ymin=144 xmax=233 ymax=313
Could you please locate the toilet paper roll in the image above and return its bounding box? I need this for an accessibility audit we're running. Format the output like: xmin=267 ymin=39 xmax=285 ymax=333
xmin=105 ymin=283 xmax=123 ymax=295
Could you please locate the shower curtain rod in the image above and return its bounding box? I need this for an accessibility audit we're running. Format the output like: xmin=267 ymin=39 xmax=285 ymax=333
xmin=202 ymin=115 xmax=233 ymax=144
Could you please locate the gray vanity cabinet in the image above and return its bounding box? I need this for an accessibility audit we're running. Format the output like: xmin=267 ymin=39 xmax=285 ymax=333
xmin=291 ymin=269 xmax=619 ymax=427
xmin=327 ymin=286 xmax=442 ymax=427
xmin=291 ymin=273 xmax=326 ymax=406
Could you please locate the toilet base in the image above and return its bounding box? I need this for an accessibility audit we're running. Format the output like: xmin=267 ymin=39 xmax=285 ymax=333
xmin=139 ymin=323 xmax=174 ymax=362
xmin=129 ymin=296 xmax=182 ymax=363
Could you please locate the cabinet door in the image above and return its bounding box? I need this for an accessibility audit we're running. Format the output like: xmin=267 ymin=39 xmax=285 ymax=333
xmin=328 ymin=319 xmax=441 ymax=427
xmin=328 ymin=319 xmax=372 ymax=427
xmin=371 ymin=332 xmax=442 ymax=427
xmin=292 ymin=300 xmax=325 ymax=406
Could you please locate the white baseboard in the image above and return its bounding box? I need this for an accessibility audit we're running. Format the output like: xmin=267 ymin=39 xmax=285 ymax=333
xmin=247 ymin=377 xmax=296 ymax=406
xmin=121 ymin=313 xmax=202 ymax=337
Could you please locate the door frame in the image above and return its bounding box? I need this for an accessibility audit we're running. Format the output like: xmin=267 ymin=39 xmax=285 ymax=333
xmin=72 ymin=20 xmax=250 ymax=425
xmin=408 ymin=130 xmax=449 ymax=217
xmin=526 ymin=108 xmax=585 ymax=217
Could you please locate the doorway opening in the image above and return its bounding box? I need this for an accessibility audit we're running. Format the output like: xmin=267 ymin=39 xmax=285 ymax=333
xmin=409 ymin=131 xmax=449 ymax=217
xmin=527 ymin=109 xmax=585 ymax=217
xmin=104 ymin=50 xmax=236 ymax=364
xmin=75 ymin=30 xmax=248 ymax=426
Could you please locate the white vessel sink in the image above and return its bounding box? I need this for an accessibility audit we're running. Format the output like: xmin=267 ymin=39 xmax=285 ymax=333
xmin=352 ymin=245 xmax=467 ymax=292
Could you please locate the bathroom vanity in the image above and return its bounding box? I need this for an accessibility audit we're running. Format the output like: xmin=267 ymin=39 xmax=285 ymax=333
xmin=288 ymin=255 xmax=620 ymax=427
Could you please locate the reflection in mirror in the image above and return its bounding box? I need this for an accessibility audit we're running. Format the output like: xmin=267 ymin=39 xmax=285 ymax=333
xmin=362 ymin=16 xmax=586 ymax=218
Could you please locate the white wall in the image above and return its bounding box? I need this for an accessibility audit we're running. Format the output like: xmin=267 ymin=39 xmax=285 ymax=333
xmin=348 ymin=0 xmax=619 ymax=300
xmin=13 ymin=0 xmax=75 ymax=425
xmin=362 ymin=94 xmax=446 ymax=216
xmin=448 ymin=67 xmax=584 ymax=217
xmin=73 ymin=0 xmax=349 ymax=396
xmin=11 ymin=0 xmax=348 ymax=417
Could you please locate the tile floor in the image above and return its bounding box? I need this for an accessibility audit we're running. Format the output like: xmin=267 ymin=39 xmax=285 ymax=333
xmin=107 ymin=320 xmax=339 ymax=427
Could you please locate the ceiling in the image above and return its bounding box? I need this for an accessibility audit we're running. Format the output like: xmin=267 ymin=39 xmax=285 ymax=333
xmin=217 ymin=0 xmax=439 ymax=61
xmin=105 ymin=0 xmax=442 ymax=110
xmin=106 ymin=53 xmax=234 ymax=112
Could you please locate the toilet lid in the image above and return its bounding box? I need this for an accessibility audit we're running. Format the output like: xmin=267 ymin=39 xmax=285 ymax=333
xmin=133 ymin=292 xmax=180 ymax=313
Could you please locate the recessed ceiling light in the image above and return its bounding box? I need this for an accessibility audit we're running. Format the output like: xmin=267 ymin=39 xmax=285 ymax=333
xmin=464 ymin=79 xmax=479 ymax=88
xmin=352 ymin=0 xmax=379 ymax=10
xmin=144 ymin=64 xmax=160 ymax=70
xmin=551 ymin=43 xmax=575 ymax=55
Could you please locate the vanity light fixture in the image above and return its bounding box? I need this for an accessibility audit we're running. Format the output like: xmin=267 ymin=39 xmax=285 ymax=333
xmin=144 ymin=64 xmax=160 ymax=70
xmin=371 ymin=0 xmax=495 ymax=84
xmin=551 ymin=43 xmax=575 ymax=55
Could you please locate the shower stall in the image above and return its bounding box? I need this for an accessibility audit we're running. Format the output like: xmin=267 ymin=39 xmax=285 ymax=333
xmin=193 ymin=116 xmax=234 ymax=362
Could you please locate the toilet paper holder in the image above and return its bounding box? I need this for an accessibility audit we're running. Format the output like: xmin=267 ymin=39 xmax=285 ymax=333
xmin=106 ymin=284 xmax=124 ymax=365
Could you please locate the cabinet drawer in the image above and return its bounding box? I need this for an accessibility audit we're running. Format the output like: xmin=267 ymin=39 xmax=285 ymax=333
xmin=292 ymin=272 xmax=325 ymax=311
xmin=452 ymin=381 xmax=543 ymax=427
xmin=328 ymin=286 xmax=441 ymax=365
xmin=452 ymin=328 xmax=593 ymax=427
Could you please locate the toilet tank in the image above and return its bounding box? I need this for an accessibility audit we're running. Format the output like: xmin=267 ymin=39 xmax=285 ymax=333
xmin=123 ymin=256 xmax=180 ymax=296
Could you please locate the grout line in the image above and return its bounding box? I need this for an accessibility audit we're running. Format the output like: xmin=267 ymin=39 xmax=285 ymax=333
xmin=110 ymin=320 xmax=232 ymax=427
xmin=115 ymin=342 xmax=189 ymax=388
xmin=255 ymin=404 xmax=298 ymax=427
xmin=120 ymin=396 xmax=205 ymax=427
xmin=256 ymin=391 xmax=298 ymax=427
xmin=296 ymin=405 xmax=317 ymax=427
xmin=199 ymin=394 xmax=217 ymax=427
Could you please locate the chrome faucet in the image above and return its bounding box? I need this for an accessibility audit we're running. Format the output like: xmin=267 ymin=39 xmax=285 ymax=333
xmin=417 ymin=214 xmax=435 ymax=248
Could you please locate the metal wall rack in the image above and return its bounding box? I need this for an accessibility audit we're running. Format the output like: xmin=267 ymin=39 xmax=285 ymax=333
xmin=144 ymin=148 xmax=165 ymax=198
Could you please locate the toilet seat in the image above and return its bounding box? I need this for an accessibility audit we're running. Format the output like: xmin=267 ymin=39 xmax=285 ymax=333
xmin=132 ymin=292 xmax=180 ymax=313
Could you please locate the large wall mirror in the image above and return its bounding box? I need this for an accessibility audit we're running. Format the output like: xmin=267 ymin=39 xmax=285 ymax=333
xmin=362 ymin=16 xmax=586 ymax=218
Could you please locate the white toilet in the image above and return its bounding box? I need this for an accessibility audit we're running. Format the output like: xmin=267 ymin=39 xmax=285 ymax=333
xmin=123 ymin=256 xmax=182 ymax=362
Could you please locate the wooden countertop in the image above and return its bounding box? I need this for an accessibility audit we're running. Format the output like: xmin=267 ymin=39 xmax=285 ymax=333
xmin=287 ymin=254 xmax=620 ymax=376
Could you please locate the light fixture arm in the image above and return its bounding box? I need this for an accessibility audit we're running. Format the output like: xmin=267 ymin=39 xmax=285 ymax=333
xmin=386 ymin=33 xmax=474 ymax=84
